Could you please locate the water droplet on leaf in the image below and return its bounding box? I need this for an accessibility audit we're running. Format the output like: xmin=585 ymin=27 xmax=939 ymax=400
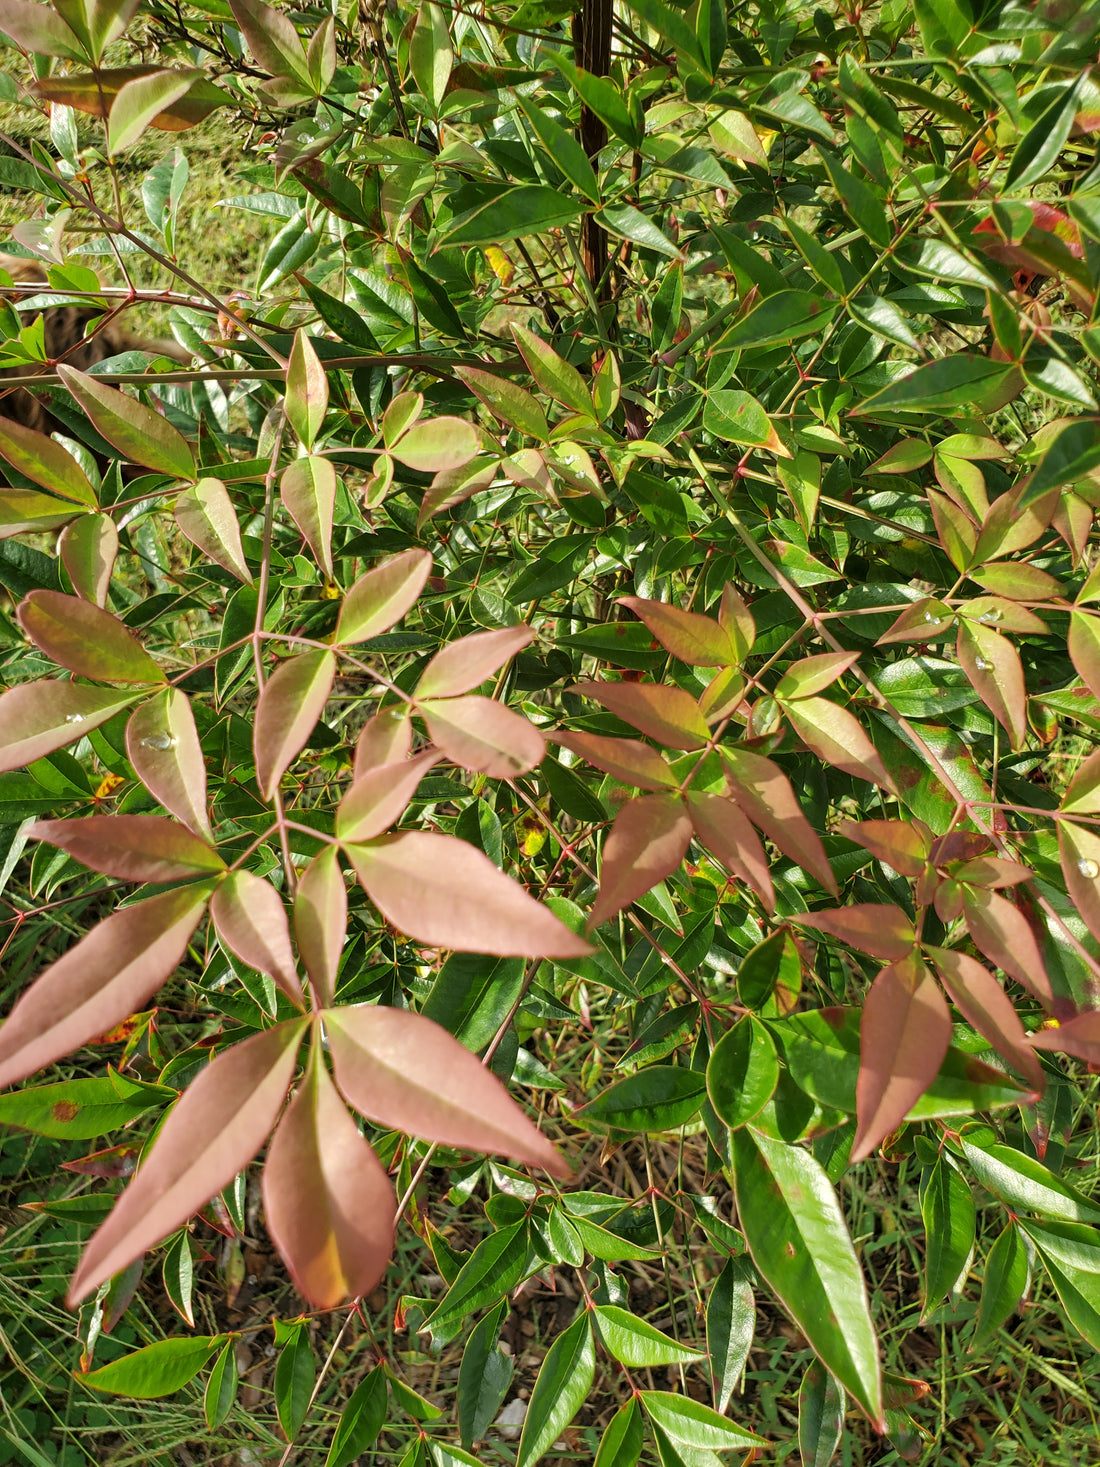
xmin=974 ymin=656 xmax=992 ymax=672
xmin=1078 ymin=858 xmax=1099 ymax=880
xmin=65 ymin=713 xmax=85 ymax=724
xmin=140 ymin=733 xmax=175 ymax=751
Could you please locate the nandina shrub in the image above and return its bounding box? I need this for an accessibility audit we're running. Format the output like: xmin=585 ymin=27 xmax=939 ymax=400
xmin=1 ymin=0 xmax=1100 ymax=1459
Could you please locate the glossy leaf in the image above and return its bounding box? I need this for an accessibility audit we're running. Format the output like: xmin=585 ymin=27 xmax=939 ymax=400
xmin=510 ymin=323 xmax=595 ymax=417
xmin=211 ymin=869 xmax=304 ymax=1007
xmin=126 ymin=687 xmax=213 ymax=841
xmin=453 ymin=366 xmax=547 ymax=440
xmin=325 ymin=1368 xmax=387 ymax=1467
xmin=570 ymin=679 xmax=711 ymax=750
xmin=253 ymin=649 xmax=336 ymax=800
xmin=458 ymin=1303 xmax=512 ymax=1449
xmin=798 ymin=904 xmax=915 ymax=964
xmin=336 ymin=548 xmax=431 ymax=645
xmin=618 ymin=596 xmax=738 ymax=667
xmin=594 ymin=1400 xmax=644 ymax=1467
xmin=707 ymin=1255 xmax=755 ymax=1412
xmin=972 ymin=1224 xmax=1028 ymax=1352
xmin=920 ymin=1158 xmax=975 ymax=1311
xmin=707 ymin=1017 xmax=779 ymax=1129
xmin=960 ymin=1138 xmax=1100 ymax=1225
xmin=204 ymin=1339 xmax=238 ymax=1430
xmin=416 ymin=626 xmax=533 ymax=700
xmin=687 ymin=792 xmax=774 ymax=907
xmin=19 ymin=590 xmax=163 ymax=684
xmin=961 ymin=886 xmax=1052 ymax=1006
xmin=292 ymin=845 xmax=346 ymax=1006
xmin=798 ymin=1362 xmax=845 ymax=1467
xmin=174 ymin=478 xmax=251 ymax=583
xmin=285 ymin=329 xmax=327 ymax=449
xmin=29 ymin=814 xmax=224 ymax=883
xmin=280 ymin=455 xmax=336 ymax=578
xmin=593 ymin=1305 xmax=702 ymax=1367
xmin=274 ymin=1322 xmax=315 ymax=1442
xmin=784 ymin=697 xmax=895 ymax=793
xmin=588 ymin=793 xmax=693 ymax=929
xmin=336 ymin=749 xmax=441 ymax=842
xmin=57 ymin=365 xmax=196 ymax=480
xmin=640 ymin=1391 xmax=767 ymax=1450
xmin=389 ymin=417 xmax=481 ymax=473
xmin=108 ymin=67 xmax=197 ymax=151
xmin=553 ymin=731 xmax=676 ymax=791
xmin=59 ymin=512 xmax=117 ymax=605
xmin=571 ymin=1066 xmax=706 ymax=1131
xmin=722 ymin=746 xmax=837 ymax=894
xmin=928 ymin=947 xmax=1044 ymax=1091
xmin=957 ymin=620 xmax=1026 ymax=749
xmin=81 ymin=1336 xmax=224 ymax=1398
xmin=418 ymin=695 xmax=544 ymax=777
xmin=353 ymin=707 xmax=412 ymax=778
xmin=0 ymin=415 xmax=97 ymax=504
xmin=515 ymin=1313 xmax=594 ymax=1467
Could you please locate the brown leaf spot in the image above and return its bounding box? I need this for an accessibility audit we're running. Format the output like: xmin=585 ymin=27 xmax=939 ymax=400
xmin=52 ymin=1101 xmax=79 ymax=1122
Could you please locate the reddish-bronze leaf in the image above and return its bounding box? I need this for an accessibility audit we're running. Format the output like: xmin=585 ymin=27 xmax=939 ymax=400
xmin=292 ymin=846 xmax=346 ymax=1007
xmin=0 ymin=885 xmax=211 ymax=1090
xmin=418 ymin=695 xmax=544 ymax=777
xmin=956 ymin=620 xmax=1027 ymax=750
xmin=1030 ymin=1012 xmax=1100 ymax=1064
xmin=852 ymin=954 xmax=952 ymax=1162
xmin=353 ymin=707 xmax=412 ymax=780
xmin=346 ymin=831 xmax=593 ymax=957
xmin=927 ymin=946 xmax=1044 ymax=1092
xmin=1062 ymin=747 xmax=1100 ymax=815
xmin=211 ymin=870 xmax=304 ymax=1008
xmin=570 ymin=680 xmax=711 ymax=750
xmin=335 ymin=548 xmax=431 ymax=645
xmin=1070 ymin=610 xmax=1100 ymax=700
xmin=126 ymin=688 xmax=213 ymax=841
xmin=335 ymin=749 xmax=441 ymax=842
xmin=588 ymin=793 xmax=693 ymax=930
xmin=719 ymin=582 xmax=756 ymax=660
xmin=551 ymin=731 xmax=676 ymax=791
xmin=953 ymin=856 xmax=1033 ymax=889
xmin=721 ymin=747 xmax=837 ymax=894
xmin=617 ymin=596 xmax=738 ymax=667
xmin=59 ymin=512 xmax=117 ymax=605
xmin=18 ymin=590 xmax=164 ymax=685
xmin=262 ymin=1042 xmax=395 ymax=1308
xmin=57 ymin=364 xmax=196 ymax=481
xmin=68 ymin=1020 xmax=307 ymax=1303
xmin=686 ymin=792 xmax=774 ymax=908
xmin=962 ymin=886 xmax=1053 ymax=1006
xmin=784 ymin=697 xmax=896 ymax=793
xmin=834 ymin=818 xmax=930 ymax=879
xmin=29 ymin=815 xmax=224 ymax=883
xmin=326 ymin=1004 xmax=570 ymax=1176
xmin=876 ymin=598 xmax=955 ymax=645
xmin=280 ymin=455 xmax=336 ymax=578
xmin=253 ymin=649 xmax=336 ymax=801
xmin=1058 ymin=820 xmax=1100 ymax=948
xmin=416 ymin=625 xmax=534 ymax=699
xmin=775 ymin=651 xmax=860 ymax=700
xmin=797 ymin=905 xmax=916 ymax=963
xmin=174 ymin=478 xmax=251 ymax=583
xmin=0 ymin=681 xmax=140 ymax=775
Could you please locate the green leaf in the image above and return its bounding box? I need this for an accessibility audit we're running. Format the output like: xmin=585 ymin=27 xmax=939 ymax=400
xmin=285 ymin=330 xmax=328 ymax=451
xmin=720 ymin=291 xmax=836 ymax=351
xmin=707 ymin=1255 xmax=755 ymax=1412
xmin=1006 ymin=78 xmax=1084 ymax=190
xmin=960 ymin=1139 xmax=1100 ymax=1225
xmin=458 ymin=1303 xmax=512 ymax=1450
xmin=594 ymin=1305 xmax=703 ymax=1367
xmin=274 ymin=1322 xmax=316 ymax=1443
xmin=410 ymin=1 xmax=452 ymax=113
xmin=920 ymin=1157 xmax=975 ymax=1313
xmin=571 ymin=1066 xmax=706 ymax=1132
xmin=850 ymin=357 xmax=1018 ymax=417
xmin=798 ymin=1361 xmax=844 ymax=1467
xmin=595 ymin=1400 xmax=644 ymax=1467
xmin=204 ymin=1339 xmax=238 ymax=1431
xmin=440 ymin=185 xmax=586 ymax=248
xmin=515 ymin=1312 xmax=595 ymax=1467
xmin=57 ymin=366 xmax=196 ymax=481
xmin=817 ymin=146 xmax=890 ymax=248
xmin=731 ymin=1127 xmax=883 ymax=1427
xmin=325 ymin=1368 xmax=387 ymax=1467
xmin=517 ymin=96 xmax=600 ymax=203
xmin=108 ymin=68 xmax=197 ymax=151
xmin=81 ymin=1336 xmax=225 ymax=1398
xmin=426 ymin=1222 xmax=530 ymax=1340
xmin=706 ymin=1018 xmax=779 ymax=1128
xmin=0 ymin=1071 xmax=171 ymax=1139
xmin=972 ymin=1223 xmax=1028 ymax=1352
xmin=703 ymin=390 xmax=787 ymax=453
xmin=640 ymin=1390 xmax=767 ymax=1449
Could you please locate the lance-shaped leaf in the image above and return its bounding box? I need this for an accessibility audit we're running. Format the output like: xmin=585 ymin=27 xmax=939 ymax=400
xmin=353 ymin=707 xmax=412 ymax=779
xmin=511 ymin=323 xmax=594 ymax=417
xmin=335 ymin=748 xmax=441 ymax=842
xmin=960 ymin=1138 xmax=1100 ymax=1225
xmin=877 ymin=598 xmax=956 ymax=645
xmin=687 ymin=792 xmax=774 ymax=908
xmin=228 ymin=0 xmax=310 ymax=81
xmin=1059 ymin=820 xmax=1100 ymax=948
xmin=776 ymin=651 xmax=861 ymax=700
xmin=0 ymin=415 xmax=97 ymax=504
xmin=336 ymin=548 xmax=431 ymax=645
xmin=570 ymin=680 xmax=711 ymax=750
xmin=1063 ymin=747 xmax=1100 ymax=815
xmin=68 ymin=1019 xmax=306 ymax=1303
xmin=851 ymin=954 xmax=952 ymax=1162
xmin=0 ymin=0 xmax=88 ymax=59
xmin=293 ymin=846 xmax=346 ymax=1007
xmin=409 ymin=0 xmax=451 ymax=111
xmin=957 ymin=620 xmax=1026 ymax=750
xmin=454 ymin=366 xmax=547 ymax=440
xmin=972 ymin=1224 xmax=1028 ymax=1352
xmin=593 ymin=1306 xmax=703 ymax=1368
xmin=389 ymin=417 xmax=481 ymax=473
xmin=418 ymin=695 xmax=544 ymax=777
xmin=416 ymin=626 xmax=534 ymax=700
xmin=920 ymin=1158 xmax=975 ymax=1312
xmin=516 ymin=1314 xmax=594 ymax=1467
xmin=731 ymin=1127 xmax=884 ymax=1428
xmin=57 ymin=365 xmax=196 ymax=481
xmin=262 ymin=1041 xmax=394 ymax=1308
xmin=108 ymin=68 xmax=197 ymax=151
xmin=1069 ymin=612 xmax=1100 ymax=700
xmin=0 ymin=884 xmax=211 ymax=1090
xmin=211 ymin=870 xmax=304 ymax=1007
xmin=127 ymin=688 xmax=212 ymax=841
xmin=928 ymin=946 xmax=1044 ymax=1092
xmin=82 ymin=1336 xmax=225 ymax=1398
xmin=0 ymin=680 xmax=138 ymax=773
xmin=552 ymin=732 xmax=675 ymax=791
xmin=19 ymin=590 xmax=164 ymax=684
xmin=174 ymin=478 xmax=251 ymax=583
xmin=722 ymin=747 xmax=837 ymax=894
xmin=29 ymin=815 xmax=224 ymax=884
xmin=797 ymin=904 xmax=916 ymax=964
xmin=285 ymin=330 xmax=328 ymax=450
xmin=1031 ymin=1011 xmax=1100 ymax=1063
xmin=59 ymin=512 xmax=117 ymax=605
xmin=641 ymin=1392 xmax=767 ymax=1451
xmin=345 ymin=830 xmax=593 ymax=958
xmin=617 ymin=595 xmax=738 ymax=667
xmin=835 ymin=818 xmax=929 ymax=879
xmin=784 ymin=696 xmax=896 ymax=793
xmin=962 ymin=886 xmax=1052 ymax=1006
xmin=589 ymin=794 xmax=692 ymax=930
xmin=326 ymin=1003 xmax=569 ymax=1175
xmin=254 ymin=649 xmax=336 ymax=800
xmin=0 ymin=489 xmax=80 ymax=538
xmin=280 ymin=456 xmax=336 ymax=578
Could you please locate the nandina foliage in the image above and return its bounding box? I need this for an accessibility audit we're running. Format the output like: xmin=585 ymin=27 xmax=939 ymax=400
xmin=1 ymin=0 xmax=1100 ymax=1457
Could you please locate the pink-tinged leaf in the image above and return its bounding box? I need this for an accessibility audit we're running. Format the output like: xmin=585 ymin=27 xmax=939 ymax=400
xmin=0 ymin=680 xmax=138 ymax=774
xmin=699 ymin=666 xmax=746 ymax=722
xmin=617 ymin=596 xmax=738 ymax=667
xmin=927 ymin=946 xmax=1045 ymax=1092
xmin=416 ymin=626 xmax=534 ymax=700
xmin=353 ymin=707 xmax=412 ymax=780
xmin=335 ymin=749 xmax=441 ymax=842
xmin=335 ymin=549 xmax=431 ymax=646
xmin=1062 ymin=747 xmax=1100 ymax=815
xmin=211 ymin=870 xmax=304 ymax=1008
xmin=0 ymin=414 xmax=98 ymax=504
xmin=588 ymin=794 xmax=692 ymax=930
xmin=418 ymin=695 xmax=544 ymax=778
xmin=1069 ymin=612 xmax=1100 ymax=700
xmin=719 ymin=583 xmax=756 ymax=661
xmin=285 ymin=330 xmax=328 ymax=450
xmin=68 ymin=1020 xmax=306 ymax=1304
xmin=797 ymin=905 xmax=916 ymax=963
xmin=292 ymin=846 xmax=346 ymax=1007
xmin=56 ymin=365 xmax=196 ymax=481
xmin=0 ymin=0 xmax=87 ymax=62
xmin=834 ymin=819 xmax=929 ymax=879
xmin=418 ymin=454 xmax=498 ymax=527
xmin=280 ymin=455 xmax=335 ymax=578
xmin=253 ymin=649 xmax=335 ymax=801
xmin=953 ymin=857 xmax=1033 ymax=889
xmin=326 ymin=1003 xmax=569 ymax=1175
xmin=0 ymin=489 xmax=80 ymax=538
xmin=851 ymin=955 xmax=952 ymax=1162
xmin=0 ymin=885 xmax=210 ymax=1091
xmin=784 ymin=697 xmax=896 ymax=794
xmin=876 ymin=598 xmax=956 ymax=646
xmin=551 ymin=731 xmax=675 ymax=791
xmin=1030 ymin=1012 xmax=1100 ymax=1063
xmin=956 ymin=620 xmax=1026 ymax=750
xmin=29 ymin=815 xmax=224 ymax=883
xmin=570 ymin=680 xmax=711 ymax=751
xmin=388 ymin=417 xmax=481 ymax=473
xmin=722 ymin=746 xmax=837 ymax=895
xmin=18 ymin=590 xmax=164 ymax=684
xmin=962 ymin=886 xmax=1053 ymax=1006
xmin=228 ymin=0 xmax=310 ymax=82
xmin=383 ymin=390 xmax=423 ymax=445
xmin=775 ymin=651 xmax=860 ymax=700
xmin=686 ymin=792 xmax=774 ymax=908
xmin=262 ymin=1043 xmax=394 ymax=1308
xmin=345 ymin=831 xmax=593 ymax=958
xmin=453 ymin=365 xmax=548 ymax=440
xmin=1058 ymin=821 xmax=1100 ymax=949
xmin=126 ymin=688 xmax=212 ymax=841
xmin=174 ymin=479 xmax=251 ymax=583
xmin=510 ymin=322 xmax=594 ymax=416
xmin=59 ymin=513 xmax=118 ymax=605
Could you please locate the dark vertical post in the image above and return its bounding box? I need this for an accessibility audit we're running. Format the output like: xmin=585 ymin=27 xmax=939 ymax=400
xmin=572 ymin=0 xmax=612 ymax=297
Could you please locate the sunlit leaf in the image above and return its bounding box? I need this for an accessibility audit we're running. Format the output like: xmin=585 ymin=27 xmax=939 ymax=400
xmin=253 ymin=649 xmax=336 ymax=800
xmin=57 ymin=365 xmax=196 ymax=480
xmin=19 ymin=590 xmax=164 ymax=684
xmin=211 ymin=869 xmax=305 ymax=1007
